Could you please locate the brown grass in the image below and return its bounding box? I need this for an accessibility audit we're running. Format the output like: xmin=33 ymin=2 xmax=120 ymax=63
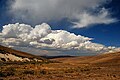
xmin=0 ymin=45 xmax=120 ymax=80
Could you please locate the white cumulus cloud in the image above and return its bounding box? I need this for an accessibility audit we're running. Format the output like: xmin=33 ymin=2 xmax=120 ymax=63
xmin=2 ymin=23 xmax=33 ymax=38
xmin=0 ymin=23 xmax=118 ymax=56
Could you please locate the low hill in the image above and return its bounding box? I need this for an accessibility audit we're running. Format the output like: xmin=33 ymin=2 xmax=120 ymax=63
xmin=52 ymin=51 xmax=120 ymax=65
xmin=0 ymin=45 xmax=47 ymax=62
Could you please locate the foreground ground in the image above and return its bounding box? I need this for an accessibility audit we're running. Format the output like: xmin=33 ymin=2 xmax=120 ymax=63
xmin=0 ymin=52 xmax=120 ymax=80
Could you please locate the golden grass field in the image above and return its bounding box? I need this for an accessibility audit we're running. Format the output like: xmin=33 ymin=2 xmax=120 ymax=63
xmin=0 ymin=52 xmax=120 ymax=80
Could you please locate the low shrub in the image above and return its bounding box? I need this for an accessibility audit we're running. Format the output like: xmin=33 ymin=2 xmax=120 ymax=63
xmin=23 ymin=70 xmax=35 ymax=75
xmin=0 ymin=71 xmax=15 ymax=77
xmin=39 ymin=70 xmax=48 ymax=75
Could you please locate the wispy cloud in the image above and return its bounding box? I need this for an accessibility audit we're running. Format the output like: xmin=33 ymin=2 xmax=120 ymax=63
xmin=8 ymin=0 xmax=117 ymax=27
xmin=73 ymin=8 xmax=118 ymax=28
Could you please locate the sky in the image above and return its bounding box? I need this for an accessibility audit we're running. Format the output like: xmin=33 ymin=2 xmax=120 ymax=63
xmin=0 ymin=0 xmax=120 ymax=56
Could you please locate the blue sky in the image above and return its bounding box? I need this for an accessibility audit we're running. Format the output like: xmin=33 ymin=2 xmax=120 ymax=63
xmin=0 ymin=0 xmax=120 ymax=56
xmin=0 ymin=0 xmax=119 ymax=47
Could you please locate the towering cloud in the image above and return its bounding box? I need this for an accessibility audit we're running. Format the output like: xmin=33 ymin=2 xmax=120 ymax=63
xmin=0 ymin=23 xmax=118 ymax=56
xmin=9 ymin=0 xmax=117 ymax=28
